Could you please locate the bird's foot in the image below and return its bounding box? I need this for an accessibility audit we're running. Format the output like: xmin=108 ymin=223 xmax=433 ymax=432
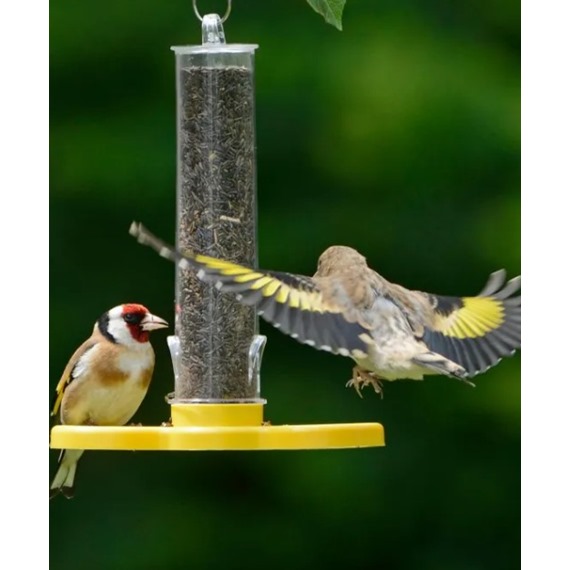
xmin=346 ymin=367 xmax=384 ymax=399
xmin=128 ymin=422 xmax=143 ymax=427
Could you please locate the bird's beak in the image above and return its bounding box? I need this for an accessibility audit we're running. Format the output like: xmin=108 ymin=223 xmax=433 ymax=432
xmin=140 ymin=313 xmax=169 ymax=331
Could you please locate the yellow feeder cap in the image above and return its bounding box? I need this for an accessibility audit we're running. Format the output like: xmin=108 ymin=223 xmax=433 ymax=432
xmin=50 ymin=403 xmax=385 ymax=451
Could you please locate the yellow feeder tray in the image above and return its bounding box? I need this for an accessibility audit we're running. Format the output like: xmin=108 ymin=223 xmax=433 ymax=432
xmin=50 ymin=403 xmax=385 ymax=451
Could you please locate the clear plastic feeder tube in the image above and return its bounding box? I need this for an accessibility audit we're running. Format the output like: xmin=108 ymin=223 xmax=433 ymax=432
xmin=171 ymin=14 xmax=264 ymax=403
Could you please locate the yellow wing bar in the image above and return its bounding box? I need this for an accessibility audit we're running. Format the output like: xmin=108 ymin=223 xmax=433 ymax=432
xmin=422 ymin=270 xmax=520 ymax=377
xmin=434 ymin=296 xmax=505 ymax=339
xmin=129 ymin=224 xmax=373 ymax=358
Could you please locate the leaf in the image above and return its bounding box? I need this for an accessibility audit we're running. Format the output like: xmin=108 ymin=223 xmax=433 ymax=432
xmin=306 ymin=0 xmax=346 ymax=31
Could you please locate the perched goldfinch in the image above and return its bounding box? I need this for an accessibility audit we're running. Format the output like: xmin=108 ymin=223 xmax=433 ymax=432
xmin=50 ymin=303 xmax=168 ymax=499
xmin=130 ymin=222 xmax=520 ymax=396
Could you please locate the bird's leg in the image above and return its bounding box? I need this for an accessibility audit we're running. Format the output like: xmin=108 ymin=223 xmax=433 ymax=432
xmin=346 ymin=369 xmax=364 ymax=399
xmin=346 ymin=366 xmax=384 ymax=399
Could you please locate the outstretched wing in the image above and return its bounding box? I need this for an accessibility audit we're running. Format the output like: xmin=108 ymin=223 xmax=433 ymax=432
xmin=419 ymin=270 xmax=521 ymax=377
xmin=130 ymin=222 xmax=373 ymax=358
xmin=50 ymin=340 xmax=96 ymax=418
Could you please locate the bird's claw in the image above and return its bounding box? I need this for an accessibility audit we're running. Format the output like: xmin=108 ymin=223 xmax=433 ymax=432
xmin=346 ymin=378 xmax=364 ymax=399
xmin=347 ymin=367 xmax=384 ymax=399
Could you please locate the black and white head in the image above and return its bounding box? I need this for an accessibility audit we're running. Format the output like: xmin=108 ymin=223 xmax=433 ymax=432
xmin=97 ymin=303 xmax=168 ymax=345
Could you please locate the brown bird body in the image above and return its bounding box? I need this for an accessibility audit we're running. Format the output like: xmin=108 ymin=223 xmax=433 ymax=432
xmin=131 ymin=223 xmax=520 ymax=396
xmin=57 ymin=329 xmax=155 ymax=426
xmin=50 ymin=303 xmax=168 ymax=499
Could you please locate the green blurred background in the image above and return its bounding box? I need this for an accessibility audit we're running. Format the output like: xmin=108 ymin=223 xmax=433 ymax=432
xmin=50 ymin=1 xmax=520 ymax=568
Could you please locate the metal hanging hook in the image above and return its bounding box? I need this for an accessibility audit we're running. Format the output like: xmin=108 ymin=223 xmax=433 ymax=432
xmin=192 ymin=0 xmax=232 ymax=23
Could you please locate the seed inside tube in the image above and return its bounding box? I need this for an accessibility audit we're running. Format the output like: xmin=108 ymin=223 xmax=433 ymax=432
xmin=176 ymin=65 xmax=258 ymax=401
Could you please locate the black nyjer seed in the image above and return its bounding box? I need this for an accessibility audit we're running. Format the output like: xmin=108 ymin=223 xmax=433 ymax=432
xmin=176 ymin=65 xmax=257 ymax=400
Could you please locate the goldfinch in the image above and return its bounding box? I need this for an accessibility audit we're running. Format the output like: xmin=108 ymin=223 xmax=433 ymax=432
xmin=49 ymin=303 xmax=168 ymax=499
xmin=130 ymin=222 xmax=520 ymax=396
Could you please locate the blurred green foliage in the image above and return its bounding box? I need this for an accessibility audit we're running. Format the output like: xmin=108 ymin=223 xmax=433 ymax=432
xmin=50 ymin=1 xmax=520 ymax=568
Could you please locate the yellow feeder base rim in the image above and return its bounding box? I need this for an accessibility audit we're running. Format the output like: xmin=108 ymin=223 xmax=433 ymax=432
xmin=50 ymin=403 xmax=385 ymax=451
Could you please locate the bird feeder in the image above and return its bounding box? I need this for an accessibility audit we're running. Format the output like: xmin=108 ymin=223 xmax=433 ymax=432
xmin=50 ymin=1 xmax=384 ymax=453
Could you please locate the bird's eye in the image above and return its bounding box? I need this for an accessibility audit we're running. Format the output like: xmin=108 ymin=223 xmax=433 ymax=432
xmin=123 ymin=312 xmax=141 ymax=324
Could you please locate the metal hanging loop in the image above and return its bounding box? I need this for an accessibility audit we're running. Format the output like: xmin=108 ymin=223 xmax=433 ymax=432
xmin=192 ymin=0 xmax=232 ymax=23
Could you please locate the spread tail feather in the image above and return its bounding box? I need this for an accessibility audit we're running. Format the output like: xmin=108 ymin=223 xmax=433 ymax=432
xmin=50 ymin=449 xmax=84 ymax=500
xmin=412 ymin=352 xmax=474 ymax=386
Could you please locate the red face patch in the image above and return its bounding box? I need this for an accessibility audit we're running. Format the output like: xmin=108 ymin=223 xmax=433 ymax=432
xmin=122 ymin=303 xmax=149 ymax=315
xmin=121 ymin=304 xmax=150 ymax=343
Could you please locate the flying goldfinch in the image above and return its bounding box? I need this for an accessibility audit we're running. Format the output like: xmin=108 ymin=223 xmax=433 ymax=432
xmin=50 ymin=303 xmax=168 ymax=499
xmin=130 ymin=222 xmax=520 ymax=397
